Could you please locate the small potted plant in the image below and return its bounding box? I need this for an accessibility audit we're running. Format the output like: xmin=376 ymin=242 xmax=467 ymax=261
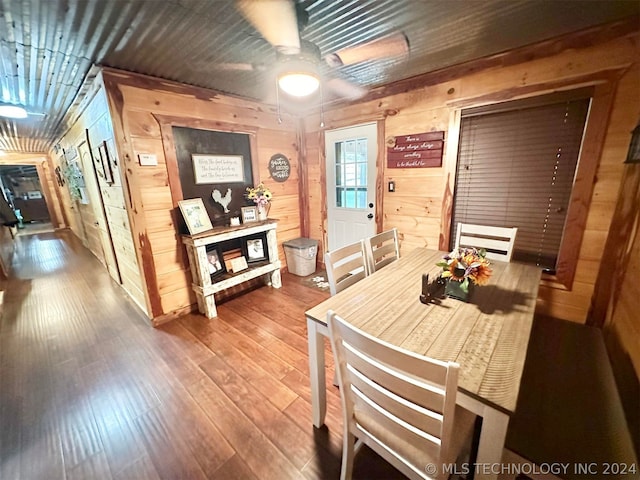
xmin=436 ymin=247 xmax=492 ymax=301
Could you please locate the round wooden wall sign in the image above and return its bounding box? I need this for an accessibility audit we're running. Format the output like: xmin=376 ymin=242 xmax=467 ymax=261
xmin=268 ymin=154 xmax=290 ymax=182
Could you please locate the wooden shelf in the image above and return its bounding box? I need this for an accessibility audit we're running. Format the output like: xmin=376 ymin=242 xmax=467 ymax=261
xmin=182 ymin=219 xmax=281 ymax=318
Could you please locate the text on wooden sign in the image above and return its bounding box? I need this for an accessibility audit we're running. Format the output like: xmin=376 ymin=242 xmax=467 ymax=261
xmin=387 ymin=131 xmax=445 ymax=168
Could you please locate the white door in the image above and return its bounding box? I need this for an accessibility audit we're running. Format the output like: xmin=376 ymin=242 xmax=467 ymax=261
xmin=325 ymin=123 xmax=377 ymax=251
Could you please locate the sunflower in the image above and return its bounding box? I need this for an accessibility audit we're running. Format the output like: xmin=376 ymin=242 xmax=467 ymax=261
xmin=437 ymin=247 xmax=493 ymax=291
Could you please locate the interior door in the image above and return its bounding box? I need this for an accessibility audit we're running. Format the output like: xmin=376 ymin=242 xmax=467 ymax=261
xmin=325 ymin=123 xmax=377 ymax=251
xmin=77 ymin=139 xmax=121 ymax=283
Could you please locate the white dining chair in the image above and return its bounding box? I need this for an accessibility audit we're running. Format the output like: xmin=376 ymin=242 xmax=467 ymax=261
xmin=454 ymin=222 xmax=518 ymax=262
xmin=364 ymin=228 xmax=400 ymax=273
xmin=328 ymin=310 xmax=477 ymax=480
xmin=325 ymin=240 xmax=368 ymax=296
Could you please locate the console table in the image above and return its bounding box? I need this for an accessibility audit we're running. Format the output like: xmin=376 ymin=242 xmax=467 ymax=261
xmin=182 ymin=219 xmax=281 ymax=318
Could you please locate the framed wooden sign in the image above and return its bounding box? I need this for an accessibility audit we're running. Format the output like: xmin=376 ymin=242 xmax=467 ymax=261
xmin=387 ymin=131 xmax=445 ymax=168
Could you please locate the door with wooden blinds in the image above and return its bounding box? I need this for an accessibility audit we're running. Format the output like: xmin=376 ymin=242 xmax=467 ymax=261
xmin=452 ymin=92 xmax=591 ymax=272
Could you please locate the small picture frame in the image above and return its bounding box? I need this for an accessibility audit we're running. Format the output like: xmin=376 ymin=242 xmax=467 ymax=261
xmin=229 ymin=256 xmax=248 ymax=273
xmin=98 ymin=141 xmax=115 ymax=184
xmin=241 ymin=206 xmax=258 ymax=223
xmin=206 ymin=246 xmax=226 ymax=278
xmin=178 ymin=198 xmax=214 ymax=235
xmin=243 ymin=235 xmax=268 ymax=263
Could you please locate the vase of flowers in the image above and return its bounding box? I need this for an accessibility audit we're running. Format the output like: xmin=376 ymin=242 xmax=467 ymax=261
xmin=436 ymin=247 xmax=492 ymax=302
xmin=246 ymin=182 xmax=272 ymax=220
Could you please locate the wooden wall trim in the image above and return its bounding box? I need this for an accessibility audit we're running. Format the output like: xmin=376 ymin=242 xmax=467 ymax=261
xmin=439 ymin=110 xmax=462 ymax=250
xmin=375 ymin=120 xmax=385 ymax=233
xmin=296 ymin=119 xmax=309 ymax=238
xmin=555 ymin=82 xmax=618 ymax=288
xmin=103 ymin=75 xmax=158 ymax=319
xmin=589 ymin=164 xmax=640 ymax=327
xmin=319 ymin=129 xmax=327 ymax=251
xmin=446 ymin=68 xmax=627 ymax=110
xmin=344 ymin=16 xmax=639 ymax=107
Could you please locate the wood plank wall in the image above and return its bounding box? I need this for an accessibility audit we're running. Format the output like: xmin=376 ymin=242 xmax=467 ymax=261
xmin=101 ymin=69 xmax=301 ymax=322
xmin=53 ymin=79 xmax=147 ymax=313
xmin=304 ymin=32 xmax=640 ymax=324
xmin=593 ymin=161 xmax=640 ymax=457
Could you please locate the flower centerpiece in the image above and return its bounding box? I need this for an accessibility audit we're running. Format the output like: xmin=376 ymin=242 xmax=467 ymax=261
xmin=246 ymin=182 xmax=272 ymax=220
xmin=436 ymin=247 xmax=492 ymax=301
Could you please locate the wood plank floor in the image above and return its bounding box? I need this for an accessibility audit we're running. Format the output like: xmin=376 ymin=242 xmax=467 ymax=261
xmin=0 ymin=230 xmax=407 ymax=479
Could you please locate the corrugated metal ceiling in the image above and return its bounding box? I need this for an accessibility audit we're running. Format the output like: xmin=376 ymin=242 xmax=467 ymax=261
xmin=0 ymin=0 xmax=637 ymax=154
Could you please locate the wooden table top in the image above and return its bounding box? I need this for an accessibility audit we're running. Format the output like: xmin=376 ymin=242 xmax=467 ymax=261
xmin=305 ymin=247 xmax=542 ymax=414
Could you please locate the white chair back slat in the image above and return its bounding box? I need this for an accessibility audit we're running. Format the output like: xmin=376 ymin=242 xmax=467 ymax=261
xmin=364 ymin=228 xmax=400 ymax=273
xmin=454 ymin=223 xmax=518 ymax=262
xmin=325 ymin=240 xmax=368 ymax=296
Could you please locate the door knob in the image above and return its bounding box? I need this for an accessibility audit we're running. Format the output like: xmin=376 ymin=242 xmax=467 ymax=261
xmin=367 ymin=213 xmax=374 ymax=219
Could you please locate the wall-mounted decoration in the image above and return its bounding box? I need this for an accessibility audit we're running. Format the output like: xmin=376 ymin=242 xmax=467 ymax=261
xmin=62 ymin=148 xmax=87 ymax=202
xmin=212 ymin=187 xmax=232 ymax=213
xmin=138 ymin=153 xmax=158 ymax=166
xmin=64 ymin=145 xmax=78 ymax=162
xmin=205 ymin=245 xmax=226 ymax=278
xmin=171 ymin=126 xmax=255 ymax=229
xmin=178 ymin=198 xmax=213 ymax=235
xmin=98 ymin=141 xmax=115 ymax=184
xmin=243 ymin=234 xmax=268 ymax=263
xmin=268 ymin=153 xmax=291 ymax=182
xmin=386 ymin=131 xmax=444 ymax=168
xmin=192 ymin=154 xmax=245 ymax=184
xmin=241 ymin=206 xmax=258 ymax=223
xmin=54 ymin=166 xmax=65 ymax=186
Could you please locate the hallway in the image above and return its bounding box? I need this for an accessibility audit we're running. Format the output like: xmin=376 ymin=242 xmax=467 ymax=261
xmin=0 ymin=230 xmax=401 ymax=479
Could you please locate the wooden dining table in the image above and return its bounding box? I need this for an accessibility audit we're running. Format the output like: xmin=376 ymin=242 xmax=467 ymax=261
xmin=305 ymin=247 xmax=542 ymax=479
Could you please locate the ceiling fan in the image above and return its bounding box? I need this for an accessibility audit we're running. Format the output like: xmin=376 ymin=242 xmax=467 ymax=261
xmin=235 ymin=0 xmax=409 ymax=101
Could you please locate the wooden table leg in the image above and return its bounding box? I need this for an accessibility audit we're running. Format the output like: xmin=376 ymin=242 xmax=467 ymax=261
xmin=474 ymin=407 xmax=509 ymax=480
xmin=307 ymin=317 xmax=327 ymax=428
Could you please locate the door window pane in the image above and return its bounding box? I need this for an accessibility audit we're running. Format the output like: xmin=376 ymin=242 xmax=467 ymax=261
xmin=335 ymin=137 xmax=368 ymax=209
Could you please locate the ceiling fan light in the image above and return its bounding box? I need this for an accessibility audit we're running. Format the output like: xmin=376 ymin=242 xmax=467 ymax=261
xmin=278 ymin=72 xmax=320 ymax=97
xmin=0 ymin=104 xmax=28 ymax=119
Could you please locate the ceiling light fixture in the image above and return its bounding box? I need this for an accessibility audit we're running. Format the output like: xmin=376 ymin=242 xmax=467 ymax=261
xmin=276 ymin=41 xmax=321 ymax=98
xmin=278 ymin=71 xmax=320 ymax=97
xmin=0 ymin=104 xmax=28 ymax=119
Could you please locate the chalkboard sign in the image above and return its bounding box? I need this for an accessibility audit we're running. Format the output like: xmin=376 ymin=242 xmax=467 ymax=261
xmin=172 ymin=126 xmax=254 ymax=228
xmin=268 ymin=153 xmax=290 ymax=182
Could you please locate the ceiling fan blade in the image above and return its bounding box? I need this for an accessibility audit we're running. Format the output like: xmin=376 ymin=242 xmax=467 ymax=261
xmin=237 ymin=0 xmax=300 ymax=54
xmin=326 ymin=78 xmax=368 ymax=101
xmin=326 ymin=32 xmax=409 ymax=67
